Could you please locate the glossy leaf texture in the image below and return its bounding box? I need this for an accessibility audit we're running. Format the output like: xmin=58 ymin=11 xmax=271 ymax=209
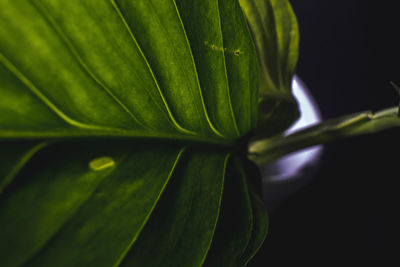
xmin=204 ymin=158 xmax=268 ymax=267
xmin=0 ymin=0 xmax=259 ymax=141
xmin=0 ymin=0 xmax=266 ymax=266
xmin=239 ymin=0 xmax=300 ymax=139
xmin=0 ymin=142 xmax=223 ymax=266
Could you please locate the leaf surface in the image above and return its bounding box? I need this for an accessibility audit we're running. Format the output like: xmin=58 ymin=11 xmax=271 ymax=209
xmin=203 ymin=157 xmax=253 ymax=267
xmin=239 ymin=0 xmax=298 ymax=93
xmin=0 ymin=141 xmax=47 ymax=194
xmin=241 ymin=185 xmax=269 ymax=266
xmin=174 ymin=0 xmax=259 ymax=135
xmin=0 ymin=142 xmax=186 ymax=266
xmin=0 ymin=0 xmax=258 ymax=142
xmin=0 ymin=2 xmax=260 ymax=266
xmin=239 ymin=0 xmax=300 ymax=138
xmin=1 ymin=0 xmax=399 ymax=266
xmin=118 ymin=148 xmax=229 ymax=267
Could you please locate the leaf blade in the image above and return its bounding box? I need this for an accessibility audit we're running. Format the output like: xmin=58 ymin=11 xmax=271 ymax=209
xmin=0 ymin=141 xmax=47 ymax=194
xmin=0 ymin=141 xmax=185 ymax=267
xmin=0 ymin=1 xmax=262 ymax=266
xmin=203 ymin=157 xmax=253 ymax=267
xmin=239 ymin=0 xmax=299 ymax=92
xmin=174 ymin=0 xmax=240 ymax=138
xmin=241 ymin=185 xmax=269 ymax=266
xmin=118 ymin=148 xmax=230 ymax=267
xmin=0 ymin=0 xmax=140 ymax=130
xmin=239 ymin=0 xmax=300 ymax=138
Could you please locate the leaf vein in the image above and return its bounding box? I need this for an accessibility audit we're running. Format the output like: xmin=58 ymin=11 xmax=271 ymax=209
xmin=215 ymin=0 xmax=241 ymax=137
xmin=31 ymin=0 xmax=148 ymax=130
xmin=0 ymin=129 xmax=231 ymax=146
xmin=0 ymin=53 xmax=112 ymax=131
xmin=0 ymin=142 xmax=48 ymax=195
xmin=245 ymin=0 xmax=279 ymax=90
xmin=113 ymin=146 xmax=187 ymax=267
xmin=110 ymin=0 xmax=196 ymax=136
xmin=172 ymin=0 xmax=225 ymax=138
xmin=21 ymin=153 xmax=129 ymax=266
xmin=199 ymin=152 xmax=231 ymax=266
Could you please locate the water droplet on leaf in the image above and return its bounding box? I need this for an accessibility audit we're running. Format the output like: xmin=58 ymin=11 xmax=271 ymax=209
xmin=89 ymin=156 xmax=115 ymax=171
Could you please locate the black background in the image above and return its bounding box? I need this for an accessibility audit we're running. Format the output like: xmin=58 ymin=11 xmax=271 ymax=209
xmin=250 ymin=0 xmax=399 ymax=265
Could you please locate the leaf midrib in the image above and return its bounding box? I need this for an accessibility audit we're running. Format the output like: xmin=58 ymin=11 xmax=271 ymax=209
xmin=0 ymin=129 xmax=233 ymax=146
xmin=0 ymin=52 xmax=233 ymax=146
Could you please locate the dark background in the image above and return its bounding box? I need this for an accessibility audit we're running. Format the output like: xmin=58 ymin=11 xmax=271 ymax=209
xmin=250 ymin=0 xmax=399 ymax=265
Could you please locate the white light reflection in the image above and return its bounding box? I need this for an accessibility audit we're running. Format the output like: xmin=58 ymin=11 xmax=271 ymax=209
xmin=262 ymin=76 xmax=323 ymax=182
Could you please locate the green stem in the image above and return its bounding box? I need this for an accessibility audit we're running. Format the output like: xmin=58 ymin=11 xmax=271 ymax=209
xmin=249 ymin=107 xmax=400 ymax=166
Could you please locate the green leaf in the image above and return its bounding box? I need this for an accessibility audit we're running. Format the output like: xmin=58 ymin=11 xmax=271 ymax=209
xmin=239 ymin=0 xmax=300 ymax=138
xmin=250 ymin=107 xmax=400 ymax=165
xmin=119 ymin=148 xmax=230 ymax=267
xmin=0 ymin=142 xmax=185 ymax=266
xmin=0 ymin=0 xmax=258 ymax=141
xmin=202 ymin=157 xmax=269 ymax=267
xmin=239 ymin=0 xmax=298 ymax=93
xmin=252 ymin=91 xmax=299 ymax=140
xmin=239 ymin=160 xmax=268 ymax=266
xmin=203 ymin=157 xmax=253 ymax=267
xmin=2 ymin=0 xmax=397 ymax=266
xmin=0 ymin=0 xmax=260 ymax=266
xmin=172 ymin=0 xmax=260 ymax=134
xmin=240 ymin=187 xmax=268 ymax=266
xmin=0 ymin=141 xmax=47 ymax=194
